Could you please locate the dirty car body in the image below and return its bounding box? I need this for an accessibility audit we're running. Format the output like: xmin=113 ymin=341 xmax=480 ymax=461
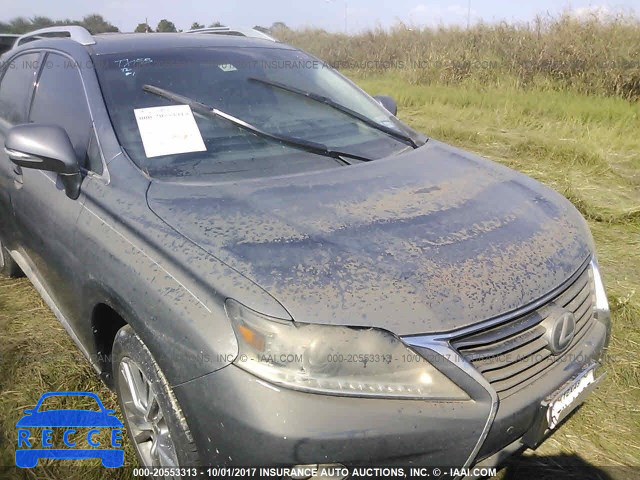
xmin=0 ymin=31 xmax=611 ymax=471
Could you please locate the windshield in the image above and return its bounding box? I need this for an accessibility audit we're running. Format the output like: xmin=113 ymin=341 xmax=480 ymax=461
xmin=95 ymin=47 xmax=418 ymax=181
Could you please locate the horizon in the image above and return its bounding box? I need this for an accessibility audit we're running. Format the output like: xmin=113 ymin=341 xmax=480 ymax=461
xmin=1 ymin=1 xmax=638 ymax=34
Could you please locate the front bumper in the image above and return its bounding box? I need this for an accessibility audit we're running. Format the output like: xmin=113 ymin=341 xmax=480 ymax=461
xmin=173 ymin=352 xmax=491 ymax=467
xmin=475 ymin=313 xmax=609 ymax=461
xmin=173 ymin=308 xmax=609 ymax=468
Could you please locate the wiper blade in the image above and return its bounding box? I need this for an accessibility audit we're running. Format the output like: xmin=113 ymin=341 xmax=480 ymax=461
xmin=248 ymin=77 xmax=420 ymax=149
xmin=142 ymin=84 xmax=372 ymax=164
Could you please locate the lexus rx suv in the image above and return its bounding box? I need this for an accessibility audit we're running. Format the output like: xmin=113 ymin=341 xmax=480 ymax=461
xmin=0 ymin=26 xmax=611 ymax=474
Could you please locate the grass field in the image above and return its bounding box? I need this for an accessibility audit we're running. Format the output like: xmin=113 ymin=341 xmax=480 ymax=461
xmin=0 ymin=74 xmax=638 ymax=479
xmin=277 ymin=14 xmax=640 ymax=101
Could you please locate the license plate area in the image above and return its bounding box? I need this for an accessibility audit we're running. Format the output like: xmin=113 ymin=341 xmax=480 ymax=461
xmin=523 ymin=363 xmax=604 ymax=448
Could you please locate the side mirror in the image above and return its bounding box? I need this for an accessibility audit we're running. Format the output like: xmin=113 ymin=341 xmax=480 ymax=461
xmin=373 ymin=95 xmax=398 ymax=116
xmin=5 ymin=124 xmax=82 ymax=199
xmin=23 ymin=408 xmax=35 ymax=414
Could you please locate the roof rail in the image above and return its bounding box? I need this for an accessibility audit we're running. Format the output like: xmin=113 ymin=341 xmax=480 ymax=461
xmin=15 ymin=26 xmax=95 ymax=48
xmin=186 ymin=26 xmax=277 ymax=42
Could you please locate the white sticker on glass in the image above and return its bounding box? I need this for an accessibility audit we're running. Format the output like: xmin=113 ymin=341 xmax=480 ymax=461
xmin=134 ymin=105 xmax=207 ymax=158
xmin=218 ymin=63 xmax=238 ymax=72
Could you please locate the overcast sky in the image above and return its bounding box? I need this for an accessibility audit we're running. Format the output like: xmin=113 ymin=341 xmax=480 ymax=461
xmin=1 ymin=0 xmax=637 ymax=32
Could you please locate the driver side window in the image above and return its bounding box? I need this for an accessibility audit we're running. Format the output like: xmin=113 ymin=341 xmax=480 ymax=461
xmin=0 ymin=52 xmax=40 ymax=125
xmin=29 ymin=52 xmax=102 ymax=174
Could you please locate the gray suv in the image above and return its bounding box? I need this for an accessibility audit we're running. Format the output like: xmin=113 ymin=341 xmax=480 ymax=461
xmin=0 ymin=25 xmax=610 ymax=473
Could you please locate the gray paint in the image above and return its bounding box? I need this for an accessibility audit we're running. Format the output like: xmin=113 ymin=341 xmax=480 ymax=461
xmin=0 ymin=32 xmax=608 ymax=469
xmin=147 ymin=140 xmax=593 ymax=335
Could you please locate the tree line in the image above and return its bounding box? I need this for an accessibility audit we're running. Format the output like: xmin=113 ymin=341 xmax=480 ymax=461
xmin=134 ymin=20 xmax=225 ymax=33
xmin=0 ymin=14 xmax=289 ymax=34
xmin=0 ymin=14 xmax=118 ymax=34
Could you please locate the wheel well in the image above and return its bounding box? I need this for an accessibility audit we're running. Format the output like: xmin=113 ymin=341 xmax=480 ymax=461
xmin=91 ymin=303 xmax=127 ymax=386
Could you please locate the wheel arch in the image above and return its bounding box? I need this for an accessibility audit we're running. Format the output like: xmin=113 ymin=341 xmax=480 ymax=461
xmin=90 ymin=301 xmax=128 ymax=387
xmin=85 ymin=281 xmax=152 ymax=388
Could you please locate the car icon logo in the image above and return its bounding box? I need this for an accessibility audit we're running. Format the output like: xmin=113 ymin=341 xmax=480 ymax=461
xmin=15 ymin=391 xmax=124 ymax=468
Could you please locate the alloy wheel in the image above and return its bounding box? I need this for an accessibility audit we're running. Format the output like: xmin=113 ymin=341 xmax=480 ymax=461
xmin=118 ymin=358 xmax=180 ymax=467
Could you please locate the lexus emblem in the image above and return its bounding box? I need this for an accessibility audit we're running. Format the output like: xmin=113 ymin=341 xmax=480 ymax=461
xmin=543 ymin=311 xmax=576 ymax=354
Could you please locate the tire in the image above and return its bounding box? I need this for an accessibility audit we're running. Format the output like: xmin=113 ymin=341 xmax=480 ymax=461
xmin=112 ymin=325 xmax=200 ymax=470
xmin=0 ymin=237 xmax=23 ymax=278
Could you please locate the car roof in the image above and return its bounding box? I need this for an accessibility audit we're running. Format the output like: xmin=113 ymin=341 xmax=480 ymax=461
xmin=90 ymin=32 xmax=294 ymax=56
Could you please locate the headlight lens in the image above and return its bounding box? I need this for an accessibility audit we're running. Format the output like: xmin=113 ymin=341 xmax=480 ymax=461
xmin=225 ymin=299 xmax=469 ymax=400
xmin=591 ymin=258 xmax=610 ymax=320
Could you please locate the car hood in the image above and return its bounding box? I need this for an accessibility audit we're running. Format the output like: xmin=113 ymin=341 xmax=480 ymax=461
xmin=147 ymin=141 xmax=593 ymax=335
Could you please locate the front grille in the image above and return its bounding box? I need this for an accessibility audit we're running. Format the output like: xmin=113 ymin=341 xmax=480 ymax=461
xmin=451 ymin=263 xmax=595 ymax=399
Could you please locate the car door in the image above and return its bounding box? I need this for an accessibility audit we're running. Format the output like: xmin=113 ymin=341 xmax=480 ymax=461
xmin=9 ymin=51 xmax=95 ymax=326
xmin=0 ymin=51 xmax=41 ymax=250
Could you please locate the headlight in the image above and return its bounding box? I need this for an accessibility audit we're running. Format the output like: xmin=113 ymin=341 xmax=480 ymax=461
xmin=225 ymin=299 xmax=469 ymax=400
xmin=591 ymin=258 xmax=610 ymax=321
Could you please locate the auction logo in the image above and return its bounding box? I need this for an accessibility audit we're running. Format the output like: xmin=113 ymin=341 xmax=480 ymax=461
xmin=15 ymin=391 xmax=124 ymax=468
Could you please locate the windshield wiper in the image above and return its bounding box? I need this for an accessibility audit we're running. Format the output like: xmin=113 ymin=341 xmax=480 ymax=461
xmin=248 ymin=77 xmax=420 ymax=149
xmin=142 ymin=84 xmax=373 ymax=164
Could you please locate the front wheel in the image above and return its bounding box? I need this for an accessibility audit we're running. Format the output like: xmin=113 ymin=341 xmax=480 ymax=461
xmin=112 ymin=325 xmax=200 ymax=470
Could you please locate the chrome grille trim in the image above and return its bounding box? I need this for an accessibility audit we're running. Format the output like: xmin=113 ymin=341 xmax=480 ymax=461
xmin=450 ymin=263 xmax=595 ymax=398
xmin=402 ymin=255 xmax=595 ymax=468
xmin=407 ymin=340 xmax=499 ymax=477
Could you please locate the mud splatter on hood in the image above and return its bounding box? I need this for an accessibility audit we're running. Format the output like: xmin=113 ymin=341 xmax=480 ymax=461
xmin=147 ymin=140 xmax=593 ymax=335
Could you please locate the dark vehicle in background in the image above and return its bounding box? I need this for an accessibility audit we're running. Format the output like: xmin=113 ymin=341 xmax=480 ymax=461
xmin=0 ymin=34 xmax=19 ymax=55
xmin=0 ymin=31 xmax=46 ymax=55
xmin=0 ymin=26 xmax=610 ymax=475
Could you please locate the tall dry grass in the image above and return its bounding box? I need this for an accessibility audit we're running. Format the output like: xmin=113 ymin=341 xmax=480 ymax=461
xmin=275 ymin=13 xmax=640 ymax=100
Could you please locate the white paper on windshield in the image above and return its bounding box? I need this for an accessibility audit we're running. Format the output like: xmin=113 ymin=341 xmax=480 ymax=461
xmin=134 ymin=105 xmax=207 ymax=158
